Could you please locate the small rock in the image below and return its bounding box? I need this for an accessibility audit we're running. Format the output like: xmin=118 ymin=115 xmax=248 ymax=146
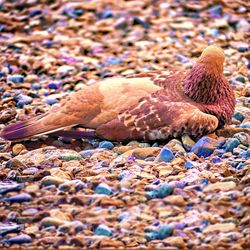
xmin=0 ymin=224 xmax=24 ymax=236
xmin=3 ymin=193 xmax=32 ymax=203
xmin=223 ymin=138 xmax=240 ymax=152
xmin=41 ymin=176 xmax=65 ymax=186
xmin=95 ymin=183 xmax=113 ymax=195
xmin=0 ymin=182 xmax=24 ymax=195
xmin=182 ymin=134 xmax=195 ymax=151
xmin=94 ymin=224 xmax=112 ymax=236
xmin=7 ymin=74 xmax=24 ymax=83
xmin=146 ymin=183 xmax=174 ymax=199
xmin=99 ymin=141 xmax=114 ymax=150
xmin=233 ymin=132 xmax=250 ymax=147
xmin=3 ymin=234 xmax=32 ymax=244
xmin=203 ymin=181 xmax=236 ymax=192
xmin=156 ymin=225 xmax=174 ymax=240
xmin=155 ymin=147 xmax=174 ymax=162
xmin=203 ymin=223 xmax=236 ymax=233
xmin=191 ymin=136 xmax=219 ymax=157
xmin=12 ymin=144 xmax=26 ymax=156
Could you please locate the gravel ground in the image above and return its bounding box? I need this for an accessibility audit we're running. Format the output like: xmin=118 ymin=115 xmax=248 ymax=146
xmin=0 ymin=0 xmax=249 ymax=249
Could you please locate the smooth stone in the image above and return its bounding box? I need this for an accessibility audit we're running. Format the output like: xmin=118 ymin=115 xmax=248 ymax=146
xmin=12 ymin=144 xmax=26 ymax=156
xmin=203 ymin=181 xmax=236 ymax=192
xmin=181 ymin=134 xmax=195 ymax=151
xmin=156 ymin=225 xmax=174 ymax=240
xmin=41 ymin=176 xmax=65 ymax=186
xmin=40 ymin=217 xmax=65 ymax=228
xmin=0 ymin=224 xmax=24 ymax=236
xmin=147 ymin=183 xmax=174 ymax=199
xmin=99 ymin=141 xmax=114 ymax=150
xmin=155 ymin=147 xmax=174 ymax=162
xmin=233 ymin=132 xmax=250 ymax=147
xmin=3 ymin=193 xmax=32 ymax=203
xmin=31 ymin=83 xmax=41 ymax=90
xmin=240 ymin=122 xmax=250 ymax=128
xmin=3 ymin=234 xmax=32 ymax=244
xmin=94 ymin=224 xmax=112 ymax=236
xmin=239 ymin=149 xmax=250 ymax=159
xmin=95 ymin=183 xmax=113 ymax=195
xmin=191 ymin=136 xmax=219 ymax=157
xmin=165 ymin=139 xmax=185 ymax=153
xmin=203 ymin=223 xmax=236 ymax=233
xmin=0 ymin=182 xmax=24 ymax=194
xmin=14 ymin=94 xmax=33 ymax=108
xmin=44 ymin=99 xmax=59 ymax=105
xmin=50 ymin=168 xmax=72 ymax=180
xmin=57 ymin=65 xmax=74 ymax=74
xmin=7 ymin=74 xmax=24 ymax=83
xmin=223 ymin=138 xmax=240 ymax=152
xmin=184 ymin=161 xmax=197 ymax=169
xmin=233 ymin=112 xmax=245 ymax=122
xmin=79 ymin=149 xmax=96 ymax=158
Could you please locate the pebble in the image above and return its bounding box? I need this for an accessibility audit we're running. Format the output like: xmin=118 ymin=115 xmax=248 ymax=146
xmin=147 ymin=183 xmax=174 ymax=199
xmin=3 ymin=234 xmax=32 ymax=244
xmin=0 ymin=182 xmax=24 ymax=194
xmin=203 ymin=181 xmax=236 ymax=192
xmin=94 ymin=224 xmax=113 ymax=236
xmin=7 ymin=74 xmax=24 ymax=83
xmin=191 ymin=136 xmax=219 ymax=157
xmin=99 ymin=141 xmax=114 ymax=149
xmin=203 ymin=223 xmax=236 ymax=233
xmin=95 ymin=183 xmax=113 ymax=195
xmin=181 ymin=134 xmax=195 ymax=151
xmin=0 ymin=224 xmax=24 ymax=236
xmin=3 ymin=193 xmax=32 ymax=203
xmin=155 ymin=147 xmax=174 ymax=162
xmin=146 ymin=225 xmax=173 ymax=241
xmin=223 ymin=138 xmax=240 ymax=152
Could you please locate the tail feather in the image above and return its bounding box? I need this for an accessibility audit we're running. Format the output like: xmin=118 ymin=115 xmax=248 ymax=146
xmin=0 ymin=114 xmax=72 ymax=142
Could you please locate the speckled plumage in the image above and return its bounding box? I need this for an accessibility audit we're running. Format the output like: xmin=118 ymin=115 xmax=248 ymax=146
xmin=0 ymin=46 xmax=235 ymax=142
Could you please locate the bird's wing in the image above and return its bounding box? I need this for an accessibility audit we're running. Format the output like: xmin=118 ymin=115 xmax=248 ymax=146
xmin=96 ymin=92 xmax=219 ymax=141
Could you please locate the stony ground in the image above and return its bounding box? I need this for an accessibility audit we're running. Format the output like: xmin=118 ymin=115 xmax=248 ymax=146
xmin=0 ymin=0 xmax=249 ymax=249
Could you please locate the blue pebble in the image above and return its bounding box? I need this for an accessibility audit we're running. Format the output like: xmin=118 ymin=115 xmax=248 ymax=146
xmin=208 ymin=5 xmax=222 ymax=15
xmin=156 ymin=225 xmax=174 ymax=240
xmin=14 ymin=94 xmax=33 ymax=108
xmin=94 ymin=224 xmax=112 ymax=236
xmin=237 ymin=46 xmax=249 ymax=53
xmin=79 ymin=150 xmax=95 ymax=158
xmin=3 ymin=193 xmax=32 ymax=203
xmin=211 ymin=157 xmax=222 ymax=163
xmin=0 ymin=182 xmax=24 ymax=195
xmin=0 ymin=71 xmax=5 ymax=77
xmin=7 ymin=74 xmax=24 ymax=83
xmin=101 ymin=10 xmax=113 ymax=19
xmin=191 ymin=136 xmax=218 ymax=157
xmin=184 ymin=161 xmax=194 ymax=169
xmin=48 ymin=82 xmax=60 ymax=90
xmin=200 ymin=178 xmax=209 ymax=185
xmin=133 ymin=17 xmax=150 ymax=29
xmin=118 ymin=212 xmax=129 ymax=222
xmin=29 ymin=9 xmax=42 ymax=17
xmin=156 ymin=147 xmax=174 ymax=162
xmin=236 ymin=162 xmax=245 ymax=170
xmin=176 ymin=54 xmax=189 ymax=63
xmin=235 ymin=75 xmax=245 ymax=83
xmin=233 ymin=112 xmax=245 ymax=122
xmin=42 ymin=39 xmax=53 ymax=48
xmin=0 ymin=224 xmax=24 ymax=236
xmin=240 ymin=122 xmax=250 ymax=128
xmin=106 ymin=57 xmax=123 ymax=65
xmin=185 ymin=204 xmax=193 ymax=211
xmin=118 ymin=170 xmax=131 ymax=181
xmin=223 ymin=138 xmax=240 ymax=152
xmin=145 ymin=231 xmax=158 ymax=241
xmin=239 ymin=149 xmax=250 ymax=159
xmin=99 ymin=141 xmax=114 ymax=150
xmin=44 ymin=99 xmax=59 ymax=105
xmin=147 ymin=183 xmax=174 ymax=199
xmin=95 ymin=183 xmax=113 ymax=195
xmin=1 ymin=92 xmax=11 ymax=98
xmin=31 ymin=83 xmax=41 ymax=90
xmin=3 ymin=234 xmax=32 ymax=244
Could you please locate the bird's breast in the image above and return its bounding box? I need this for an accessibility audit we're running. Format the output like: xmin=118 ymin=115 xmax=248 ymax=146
xmin=86 ymin=77 xmax=162 ymax=127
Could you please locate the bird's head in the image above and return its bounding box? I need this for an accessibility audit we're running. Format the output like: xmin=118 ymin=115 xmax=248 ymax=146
xmin=197 ymin=45 xmax=225 ymax=74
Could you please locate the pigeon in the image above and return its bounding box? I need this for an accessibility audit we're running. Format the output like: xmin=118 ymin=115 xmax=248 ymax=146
xmin=0 ymin=46 xmax=235 ymax=142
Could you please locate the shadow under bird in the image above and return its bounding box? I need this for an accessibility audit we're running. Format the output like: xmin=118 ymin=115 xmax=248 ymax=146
xmin=0 ymin=46 xmax=235 ymax=142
